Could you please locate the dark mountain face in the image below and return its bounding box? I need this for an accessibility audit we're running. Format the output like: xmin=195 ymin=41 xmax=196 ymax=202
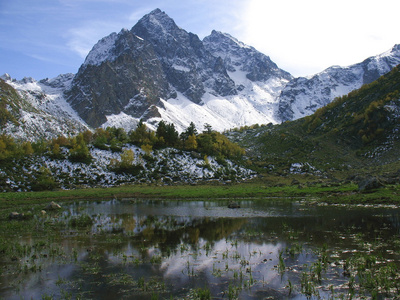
xmin=131 ymin=10 xmax=240 ymax=101
xmin=203 ymin=30 xmax=292 ymax=83
xmin=66 ymin=29 xmax=172 ymax=128
xmin=66 ymin=9 xmax=240 ymax=127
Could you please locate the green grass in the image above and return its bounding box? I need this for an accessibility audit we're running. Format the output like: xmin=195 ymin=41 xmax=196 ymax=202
xmin=1 ymin=180 xmax=399 ymax=211
xmin=228 ymin=67 xmax=400 ymax=178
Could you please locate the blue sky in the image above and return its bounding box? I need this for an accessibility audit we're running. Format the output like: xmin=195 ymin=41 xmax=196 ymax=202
xmin=1 ymin=0 xmax=399 ymax=80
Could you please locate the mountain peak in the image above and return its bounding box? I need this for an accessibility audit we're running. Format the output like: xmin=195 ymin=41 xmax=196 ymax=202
xmin=83 ymin=32 xmax=119 ymax=66
xmin=206 ymin=30 xmax=252 ymax=50
xmin=133 ymin=8 xmax=179 ymax=37
xmin=204 ymin=30 xmax=292 ymax=83
xmin=390 ymin=44 xmax=400 ymax=52
xmin=144 ymin=8 xmax=171 ymax=23
xmin=0 ymin=73 xmax=11 ymax=81
xmin=149 ymin=8 xmax=162 ymax=14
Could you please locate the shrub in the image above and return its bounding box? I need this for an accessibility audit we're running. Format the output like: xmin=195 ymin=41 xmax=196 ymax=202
xmin=109 ymin=149 xmax=144 ymax=175
xmin=31 ymin=167 xmax=58 ymax=191
xmin=69 ymin=214 xmax=93 ymax=227
xmin=69 ymin=133 xmax=92 ymax=163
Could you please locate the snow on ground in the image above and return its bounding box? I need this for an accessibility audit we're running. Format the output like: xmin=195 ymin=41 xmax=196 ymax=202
xmin=7 ymin=74 xmax=84 ymax=124
xmin=2 ymin=65 xmax=289 ymax=140
xmin=0 ymin=145 xmax=256 ymax=192
xmin=150 ymin=74 xmax=287 ymax=133
xmin=3 ymin=75 xmax=90 ymax=140
xmin=101 ymin=112 xmax=140 ymax=132
xmin=83 ymin=32 xmax=119 ymax=67
xmin=288 ymin=67 xmax=364 ymax=120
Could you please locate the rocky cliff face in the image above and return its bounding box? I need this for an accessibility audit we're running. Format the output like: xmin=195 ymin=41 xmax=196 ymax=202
xmin=131 ymin=9 xmax=237 ymax=102
xmin=67 ymin=9 xmax=238 ymax=128
xmin=65 ymin=9 xmax=291 ymax=130
xmin=66 ymin=28 xmax=172 ymax=128
xmin=203 ymin=30 xmax=292 ymax=83
xmin=276 ymin=44 xmax=400 ymax=122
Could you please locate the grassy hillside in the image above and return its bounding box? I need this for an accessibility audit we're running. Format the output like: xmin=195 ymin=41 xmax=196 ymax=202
xmin=0 ymin=79 xmax=44 ymax=130
xmin=0 ymin=79 xmax=21 ymax=127
xmin=229 ymin=65 xmax=400 ymax=179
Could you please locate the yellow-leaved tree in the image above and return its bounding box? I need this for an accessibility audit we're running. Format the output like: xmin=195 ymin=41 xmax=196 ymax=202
xmin=69 ymin=133 xmax=92 ymax=163
xmin=185 ymin=134 xmax=197 ymax=150
xmin=109 ymin=148 xmax=143 ymax=175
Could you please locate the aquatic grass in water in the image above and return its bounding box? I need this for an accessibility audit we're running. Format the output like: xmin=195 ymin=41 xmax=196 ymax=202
xmin=1 ymin=199 xmax=400 ymax=299
xmin=68 ymin=214 xmax=93 ymax=227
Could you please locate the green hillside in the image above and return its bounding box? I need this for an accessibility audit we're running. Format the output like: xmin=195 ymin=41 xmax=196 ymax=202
xmin=229 ymin=65 xmax=400 ymax=179
xmin=0 ymin=79 xmax=43 ymax=130
xmin=0 ymin=79 xmax=21 ymax=128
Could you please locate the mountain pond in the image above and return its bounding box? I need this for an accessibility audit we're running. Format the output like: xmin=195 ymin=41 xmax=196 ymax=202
xmin=1 ymin=199 xmax=400 ymax=299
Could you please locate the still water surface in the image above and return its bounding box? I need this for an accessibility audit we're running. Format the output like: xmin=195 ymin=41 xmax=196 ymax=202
xmin=2 ymin=199 xmax=400 ymax=299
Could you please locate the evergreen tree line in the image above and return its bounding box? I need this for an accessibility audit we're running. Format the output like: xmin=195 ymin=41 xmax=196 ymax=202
xmin=0 ymin=120 xmax=245 ymax=164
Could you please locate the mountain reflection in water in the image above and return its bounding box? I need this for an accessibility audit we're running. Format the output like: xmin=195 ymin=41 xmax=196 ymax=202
xmin=1 ymin=199 xmax=400 ymax=299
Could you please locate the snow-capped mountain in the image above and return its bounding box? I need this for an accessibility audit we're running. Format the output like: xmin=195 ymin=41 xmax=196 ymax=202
xmin=0 ymin=73 xmax=88 ymax=141
xmin=276 ymin=44 xmax=400 ymax=121
xmin=66 ymin=9 xmax=292 ymax=132
xmin=203 ymin=30 xmax=291 ymax=83
xmin=2 ymin=8 xmax=400 ymax=141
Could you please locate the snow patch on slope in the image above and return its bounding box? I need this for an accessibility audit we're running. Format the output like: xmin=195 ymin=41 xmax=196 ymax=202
xmin=287 ymin=67 xmax=364 ymax=120
xmin=277 ymin=44 xmax=400 ymax=122
xmin=83 ymin=32 xmax=119 ymax=66
xmin=101 ymin=112 xmax=140 ymax=132
xmin=3 ymin=74 xmax=89 ymax=140
xmin=1 ymin=145 xmax=255 ymax=192
xmin=150 ymin=77 xmax=285 ymax=133
xmin=100 ymin=71 xmax=289 ymax=134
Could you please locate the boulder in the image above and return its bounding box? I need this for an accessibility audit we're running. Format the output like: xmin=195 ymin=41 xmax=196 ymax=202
xmin=46 ymin=201 xmax=62 ymax=210
xmin=358 ymin=177 xmax=384 ymax=192
xmin=9 ymin=212 xmax=25 ymax=220
xmin=291 ymin=179 xmax=300 ymax=185
xmin=228 ymin=201 xmax=240 ymax=209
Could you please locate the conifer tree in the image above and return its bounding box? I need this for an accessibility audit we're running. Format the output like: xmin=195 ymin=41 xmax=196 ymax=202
xmin=130 ymin=119 xmax=149 ymax=145
xmin=0 ymin=134 xmax=18 ymax=160
xmin=93 ymin=128 xmax=110 ymax=150
xmin=203 ymin=123 xmax=212 ymax=134
xmin=50 ymin=143 xmax=62 ymax=159
xmin=181 ymin=122 xmax=198 ymax=141
xmin=156 ymin=120 xmax=179 ymax=147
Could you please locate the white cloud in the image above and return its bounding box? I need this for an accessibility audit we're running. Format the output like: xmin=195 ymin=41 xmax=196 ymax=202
xmin=239 ymin=0 xmax=400 ymax=77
